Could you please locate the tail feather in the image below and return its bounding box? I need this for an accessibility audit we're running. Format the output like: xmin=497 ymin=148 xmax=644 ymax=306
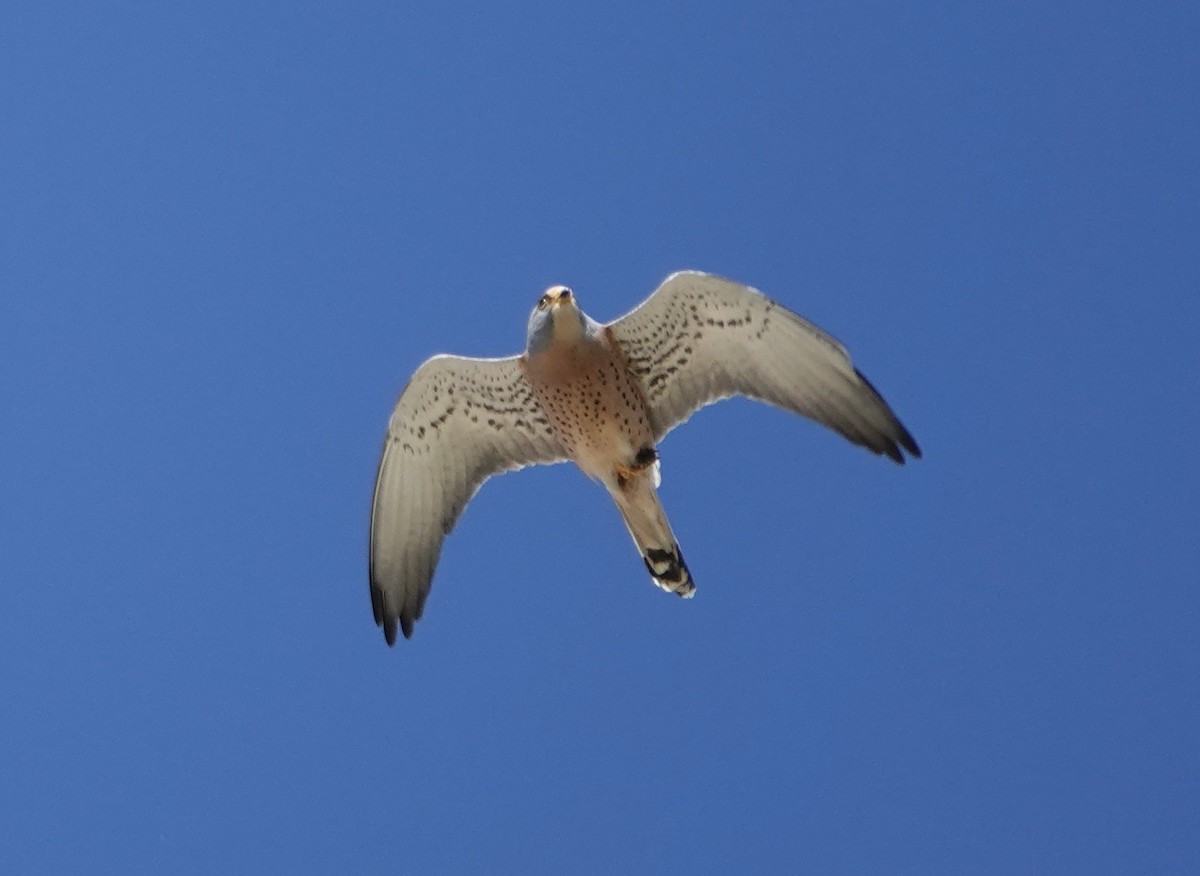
xmin=642 ymin=545 xmax=694 ymax=597
xmin=611 ymin=475 xmax=695 ymax=598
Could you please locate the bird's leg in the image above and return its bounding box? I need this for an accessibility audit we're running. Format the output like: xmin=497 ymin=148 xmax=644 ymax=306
xmin=615 ymin=446 xmax=659 ymax=490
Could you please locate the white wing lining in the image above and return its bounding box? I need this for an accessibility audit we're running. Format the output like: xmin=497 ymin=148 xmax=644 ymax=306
xmin=369 ymin=354 xmax=566 ymax=643
xmin=608 ymin=271 xmax=921 ymax=462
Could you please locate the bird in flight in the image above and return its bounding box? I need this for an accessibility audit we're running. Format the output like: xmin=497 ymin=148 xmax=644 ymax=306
xmin=369 ymin=270 xmax=920 ymax=644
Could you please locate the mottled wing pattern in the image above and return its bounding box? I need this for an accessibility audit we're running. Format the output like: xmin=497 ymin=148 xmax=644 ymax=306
xmin=609 ymin=271 xmax=921 ymax=462
xmin=370 ymin=354 xmax=566 ymax=643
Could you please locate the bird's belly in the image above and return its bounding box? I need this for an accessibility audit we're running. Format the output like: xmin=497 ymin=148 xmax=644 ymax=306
xmin=530 ymin=359 xmax=654 ymax=481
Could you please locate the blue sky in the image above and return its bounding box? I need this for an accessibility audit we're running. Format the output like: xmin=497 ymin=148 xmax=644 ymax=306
xmin=3 ymin=1 xmax=1198 ymax=872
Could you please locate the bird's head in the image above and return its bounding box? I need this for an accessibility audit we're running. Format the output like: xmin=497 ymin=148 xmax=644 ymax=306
xmin=526 ymin=284 xmax=592 ymax=353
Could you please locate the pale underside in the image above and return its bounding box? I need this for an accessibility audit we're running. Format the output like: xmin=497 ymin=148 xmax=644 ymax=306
xmin=369 ymin=270 xmax=920 ymax=643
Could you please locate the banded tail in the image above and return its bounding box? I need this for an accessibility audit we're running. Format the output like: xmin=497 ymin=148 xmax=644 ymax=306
xmin=610 ymin=470 xmax=695 ymax=598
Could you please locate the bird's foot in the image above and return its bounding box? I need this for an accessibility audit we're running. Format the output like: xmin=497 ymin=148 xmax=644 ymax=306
xmin=615 ymin=446 xmax=659 ymax=489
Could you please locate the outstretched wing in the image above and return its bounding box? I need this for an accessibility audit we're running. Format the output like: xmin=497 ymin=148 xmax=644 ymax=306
xmin=369 ymin=354 xmax=566 ymax=644
xmin=608 ymin=271 xmax=921 ymax=462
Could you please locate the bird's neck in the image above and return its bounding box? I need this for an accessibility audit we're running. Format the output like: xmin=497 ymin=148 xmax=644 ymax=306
xmin=551 ymin=305 xmax=589 ymax=346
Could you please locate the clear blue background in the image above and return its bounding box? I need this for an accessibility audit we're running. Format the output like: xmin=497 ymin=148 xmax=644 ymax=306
xmin=4 ymin=2 xmax=1198 ymax=873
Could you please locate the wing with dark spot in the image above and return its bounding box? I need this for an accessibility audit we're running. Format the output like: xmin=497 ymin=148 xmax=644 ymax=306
xmin=608 ymin=271 xmax=921 ymax=462
xmin=369 ymin=354 xmax=566 ymax=644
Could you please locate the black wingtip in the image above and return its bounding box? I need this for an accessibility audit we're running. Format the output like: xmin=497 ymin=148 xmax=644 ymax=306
xmin=373 ymin=591 xmax=418 ymax=645
xmin=880 ymin=430 xmax=922 ymax=464
xmin=883 ymin=428 xmax=922 ymax=464
xmin=369 ymin=582 xmax=382 ymax=623
xmin=372 ymin=583 xmax=400 ymax=645
xmin=854 ymin=367 xmax=922 ymax=464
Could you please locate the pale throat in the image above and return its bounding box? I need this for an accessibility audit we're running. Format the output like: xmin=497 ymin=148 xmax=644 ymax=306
xmin=550 ymin=304 xmax=588 ymax=346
